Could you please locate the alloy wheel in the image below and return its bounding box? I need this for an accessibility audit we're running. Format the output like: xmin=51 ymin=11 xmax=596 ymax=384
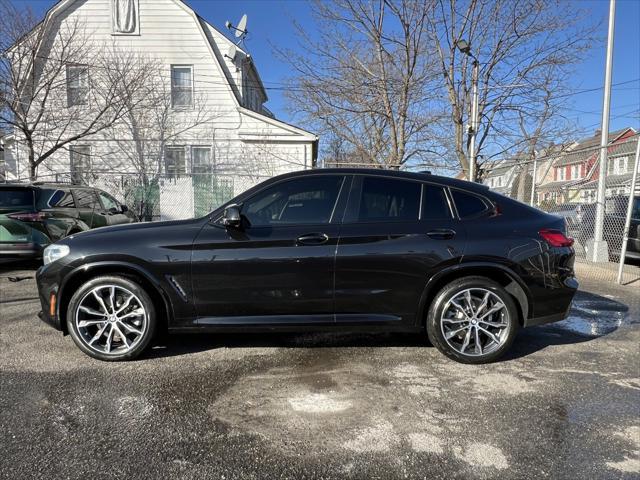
xmin=440 ymin=288 xmax=510 ymax=357
xmin=74 ymin=284 xmax=148 ymax=356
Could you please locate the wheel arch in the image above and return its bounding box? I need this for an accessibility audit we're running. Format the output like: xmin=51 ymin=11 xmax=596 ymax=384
xmin=57 ymin=261 xmax=172 ymax=335
xmin=418 ymin=262 xmax=531 ymax=327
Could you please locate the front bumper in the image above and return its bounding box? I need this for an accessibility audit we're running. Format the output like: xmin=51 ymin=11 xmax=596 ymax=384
xmin=35 ymin=261 xmax=68 ymax=332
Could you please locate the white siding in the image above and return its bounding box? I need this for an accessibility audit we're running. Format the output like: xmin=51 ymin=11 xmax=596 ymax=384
xmin=9 ymin=0 xmax=316 ymax=214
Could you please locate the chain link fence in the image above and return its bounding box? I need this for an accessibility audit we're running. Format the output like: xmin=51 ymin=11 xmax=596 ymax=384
xmin=11 ymin=170 xmax=268 ymax=222
xmin=481 ymin=135 xmax=640 ymax=285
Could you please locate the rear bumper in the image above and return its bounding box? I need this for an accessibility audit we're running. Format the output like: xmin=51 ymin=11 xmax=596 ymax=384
xmin=523 ymin=276 xmax=578 ymax=328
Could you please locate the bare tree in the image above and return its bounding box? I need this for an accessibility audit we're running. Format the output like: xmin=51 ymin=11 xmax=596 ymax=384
xmin=427 ymin=0 xmax=596 ymax=178
xmin=0 ymin=1 xmax=146 ymax=180
xmin=281 ymin=0 xmax=445 ymax=169
xmin=104 ymin=49 xmax=218 ymax=220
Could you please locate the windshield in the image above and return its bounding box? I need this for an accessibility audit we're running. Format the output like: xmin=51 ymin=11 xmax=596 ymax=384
xmin=0 ymin=188 xmax=35 ymax=210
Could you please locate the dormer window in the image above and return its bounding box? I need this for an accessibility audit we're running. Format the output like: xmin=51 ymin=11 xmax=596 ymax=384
xmin=112 ymin=0 xmax=139 ymax=35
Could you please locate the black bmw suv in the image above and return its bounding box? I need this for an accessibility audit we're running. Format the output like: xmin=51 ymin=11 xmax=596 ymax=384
xmin=36 ymin=169 xmax=578 ymax=364
xmin=0 ymin=183 xmax=137 ymax=261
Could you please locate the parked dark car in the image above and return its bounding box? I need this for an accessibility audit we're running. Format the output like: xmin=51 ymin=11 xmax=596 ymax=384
xmin=577 ymin=194 xmax=640 ymax=262
xmin=36 ymin=169 xmax=577 ymax=364
xmin=0 ymin=183 xmax=137 ymax=261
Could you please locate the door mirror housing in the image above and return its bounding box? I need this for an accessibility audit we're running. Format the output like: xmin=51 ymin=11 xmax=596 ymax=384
xmin=120 ymin=204 xmax=129 ymax=213
xmin=222 ymin=204 xmax=242 ymax=228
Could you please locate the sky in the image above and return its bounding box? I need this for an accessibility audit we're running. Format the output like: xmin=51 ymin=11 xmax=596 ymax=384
xmin=24 ymin=0 xmax=640 ymax=138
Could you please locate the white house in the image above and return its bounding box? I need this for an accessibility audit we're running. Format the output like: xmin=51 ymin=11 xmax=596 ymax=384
xmin=5 ymin=0 xmax=317 ymax=219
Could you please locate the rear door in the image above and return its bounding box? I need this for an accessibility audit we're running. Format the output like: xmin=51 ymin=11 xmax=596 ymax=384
xmin=72 ymin=188 xmax=102 ymax=229
xmin=334 ymin=175 xmax=465 ymax=327
xmin=37 ymin=188 xmax=79 ymax=240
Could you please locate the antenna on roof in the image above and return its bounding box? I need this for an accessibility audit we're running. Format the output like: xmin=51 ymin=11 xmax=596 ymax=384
xmin=225 ymin=14 xmax=248 ymax=44
xmin=224 ymin=44 xmax=237 ymax=62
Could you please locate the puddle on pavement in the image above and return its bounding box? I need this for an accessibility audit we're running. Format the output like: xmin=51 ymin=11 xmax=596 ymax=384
xmin=549 ymin=298 xmax=628 ymax=336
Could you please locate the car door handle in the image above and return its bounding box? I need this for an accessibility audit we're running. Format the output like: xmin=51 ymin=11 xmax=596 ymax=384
xmin=426 ymin=229 xmax=456 ymax=240
xmin=296 ymin=233 xmax=329 ymax=245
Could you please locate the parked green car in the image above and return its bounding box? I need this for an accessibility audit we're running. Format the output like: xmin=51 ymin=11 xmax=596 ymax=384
xmin=0 ymin=183 xmax=138 ymax=262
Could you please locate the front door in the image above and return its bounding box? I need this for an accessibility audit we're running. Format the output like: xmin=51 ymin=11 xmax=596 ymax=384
xmin=191 ymin=174 xmax=349 ymax=324
xmin=334 ymin=175 xmax=466 ymax=327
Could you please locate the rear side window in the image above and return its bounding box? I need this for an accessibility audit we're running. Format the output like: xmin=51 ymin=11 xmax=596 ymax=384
xmin=42 ymin=189 xmax=75 ymax=208
xmin=74 ymin=189 xmax=100 ymax=209
xmin=451 ymin=190 xmax=490 ymax=218
xmin=422 ymin=184 xmax=451 ymax=220
xmin=356 ymin=177 xmax=421 ymax=222
xmin=0 ymin=188 xmax=34 ymax=209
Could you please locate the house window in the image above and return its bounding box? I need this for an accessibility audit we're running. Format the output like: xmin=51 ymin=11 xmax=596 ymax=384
xmin=171 ymin=66 xmax=193 ymax=108
xmin=164 ymin=147 xmax=186 ymax=179
xmin=557 ymin=167 xmax=566 ymax=181
xmin=67 ymin=65 xmax=89 ymax=106
xmin=70 ymin=145 xmax=91 ymax=184
xmin=191 ymin=146 xmax=212 ymax=174
xmin=112 ymin=0 xmax=139 ymax=35
xmin=571 ymin=164 xmax=580 ymax=180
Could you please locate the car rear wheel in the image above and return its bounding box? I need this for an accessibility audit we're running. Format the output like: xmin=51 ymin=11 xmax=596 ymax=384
xmin=66 ymin=275 xmax=156 ymax=361
xmin=426 ymin=276 xmax=519 ymax=364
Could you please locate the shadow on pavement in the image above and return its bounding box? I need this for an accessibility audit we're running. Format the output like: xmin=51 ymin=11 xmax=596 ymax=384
xmin=144 ymin=289 xmax=631 ymax=362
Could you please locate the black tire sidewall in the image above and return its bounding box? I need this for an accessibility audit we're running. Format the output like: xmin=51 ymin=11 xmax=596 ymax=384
xmin=66 ymin=275 xmax=156 ymax=361
xmin=426 ymin=276 xmax=519 ymax=364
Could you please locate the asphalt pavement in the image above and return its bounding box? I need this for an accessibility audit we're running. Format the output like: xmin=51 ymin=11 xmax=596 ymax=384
xmin=1 ymin=262 xmax=638 ymax=479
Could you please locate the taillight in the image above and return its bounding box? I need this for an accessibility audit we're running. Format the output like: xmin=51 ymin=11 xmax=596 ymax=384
xmin=7 ymin=211 xmax=48 ymax=222
xmin=539 ymin=228 xmax=574 ymax=247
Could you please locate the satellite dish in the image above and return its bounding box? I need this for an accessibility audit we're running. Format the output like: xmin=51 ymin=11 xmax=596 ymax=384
xmin=225 ymin=44 xmax=237 ymax=61
xmin=235 ymin=14 xmax=247 ymax=38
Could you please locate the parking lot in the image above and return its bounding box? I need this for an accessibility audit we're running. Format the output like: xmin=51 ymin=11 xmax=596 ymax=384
xmin=0 ymin=262 xmax=638 ymax=480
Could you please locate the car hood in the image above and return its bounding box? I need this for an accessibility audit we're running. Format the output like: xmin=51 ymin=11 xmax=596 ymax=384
xmin=65 ymin=217 xmax=205 ymax=241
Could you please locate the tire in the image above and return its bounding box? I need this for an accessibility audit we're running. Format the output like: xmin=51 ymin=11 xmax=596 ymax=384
xmin=426 ymin=276 xmax=519 ymax=364
xmin=66 ymin=275 xmax=156 ymax=361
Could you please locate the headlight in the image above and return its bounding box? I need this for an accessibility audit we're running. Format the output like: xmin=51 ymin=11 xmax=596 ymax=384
xmin=43 ymin=244 xmax=70 ymax=265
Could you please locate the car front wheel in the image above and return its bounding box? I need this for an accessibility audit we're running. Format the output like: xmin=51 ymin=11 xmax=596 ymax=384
xmin=66 ymin=275 xmax=156 ymax=361
xmin=426 ymin=276 xmax=519 ymax=364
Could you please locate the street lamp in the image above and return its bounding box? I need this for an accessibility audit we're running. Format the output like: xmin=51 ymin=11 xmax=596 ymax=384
xmin=456 ymin=39 xmax=480 ymax=183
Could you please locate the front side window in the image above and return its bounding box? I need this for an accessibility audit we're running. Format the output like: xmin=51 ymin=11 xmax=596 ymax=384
xmin=67 ymin=65 xmax=89 ymax=106
xmin=451 ymin=189 xmax=490 ymax=219
xmin=171 ymin=66 xmax=193 ymax=108
xmin=242 ymin=175 xmax=344 ymax=227
xmin=99 ymin=192 xmax=120 ymax=211
xmin=355 ymin=177 xmax=420 ymax=222
xmin=164 ymin=147 xmax=186 ymax=179
xmin=70 ymin=145 xmax=91 ymax=184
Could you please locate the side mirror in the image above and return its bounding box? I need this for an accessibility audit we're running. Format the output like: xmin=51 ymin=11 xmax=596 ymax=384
xmin=121 ymin=204 xmax=129 ymax=213
xmin=222 ymin=204 xmax=242 ymax=228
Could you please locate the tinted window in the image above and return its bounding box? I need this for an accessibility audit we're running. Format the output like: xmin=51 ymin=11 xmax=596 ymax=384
xmin=243 ymin=176 xmax=343 ymax=226
xmin=422 ymin=184 xmax=451 ymax=220
xmin=74 ymin=189 xmax=100 ymax=209
xmin=44 ymin=189 xmax=75 ymax=208
xmin=356 ymin=177 xmax=420 ymax=222
xmin=451 ymin=190 xmax=489 ymax=218
xmin=0 ymin=188 xmax=34 ymax=208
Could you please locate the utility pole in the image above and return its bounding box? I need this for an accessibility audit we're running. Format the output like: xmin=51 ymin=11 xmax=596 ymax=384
xmin=469 ymin=59 xmax=480 ymax=183
xmin=591 ymin=0 xmax=616 ymax=262
xmin=456 ymin=39 xmax=480 ymax=183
